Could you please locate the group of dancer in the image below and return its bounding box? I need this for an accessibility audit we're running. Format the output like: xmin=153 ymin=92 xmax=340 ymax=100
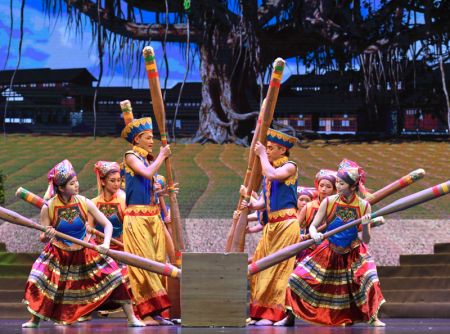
xmin=19 ymin=112 xmax=385 ymax=328
xmin=22 ymin=115 xmax=173 ymax=327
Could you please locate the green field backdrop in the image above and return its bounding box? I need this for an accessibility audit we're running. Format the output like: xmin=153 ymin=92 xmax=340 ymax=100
xmin=0 ymin=135 xmax=448 ymax=219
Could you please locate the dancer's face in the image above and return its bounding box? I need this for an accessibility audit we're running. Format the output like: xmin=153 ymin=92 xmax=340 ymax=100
xmin=135 ymin=131 xmax=154 ymax=153
xmin=266 ymin=142 xmax=286 ymax=162
xmin=59 ymin=176 xmax=79 ymax=196
xmin=102 ymin=172 xmax=121 ymax=195
xmin=297 ymin=195 xmax=311 ymax=210
xmin=335 ymin=177 xmax=355 ymax=197
xmin=318 ymin=179 xmax=335 ymax=199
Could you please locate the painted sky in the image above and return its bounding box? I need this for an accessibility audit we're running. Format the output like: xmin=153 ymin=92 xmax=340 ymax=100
xmin=0 ymin=1 xmax=301 ymax=88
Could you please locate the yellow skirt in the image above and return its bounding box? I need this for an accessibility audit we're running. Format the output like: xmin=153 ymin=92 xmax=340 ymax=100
xmin=123 ymin=205 xmax=171 ymax=317
xmin=249 ymin=218 xmax=300 ymax=322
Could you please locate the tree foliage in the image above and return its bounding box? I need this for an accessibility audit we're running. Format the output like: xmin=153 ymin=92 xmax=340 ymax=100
xmin=6 ymin=0 xmax=450 ymax=142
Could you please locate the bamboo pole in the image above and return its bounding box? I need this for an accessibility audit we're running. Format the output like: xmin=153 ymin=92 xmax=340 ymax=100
xmin=0 ymin=206 xmax=181 ymax=278
xmin=15 ymin=187 xmax=124 ymax=249
xmin=230 ymin=58 xmax=286 ymax=252
xmin=248 ymin=180 xmax=450 ymax=276
xmin=143 ymin=46 xmax=184 ymax=267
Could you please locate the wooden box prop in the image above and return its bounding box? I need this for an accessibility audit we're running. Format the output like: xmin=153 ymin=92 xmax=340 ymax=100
xmin=181 ymin=253 xmax=248 ymax=327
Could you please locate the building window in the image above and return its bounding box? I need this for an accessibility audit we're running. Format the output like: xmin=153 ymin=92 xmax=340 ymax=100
xmin=5 ymin=118 xmax=33 ymax=124
xmin=297 ymin=120 xmax=305 ymax=127
xmin=342 ymin=120 xmax=350 ymax=127
xmin=319 ymin=120 xmax=326 ymax=127
xmin=176 ymin=120 xmax=182 ymax=129
xmin=1 ymin=88 xmax=24 ymax=102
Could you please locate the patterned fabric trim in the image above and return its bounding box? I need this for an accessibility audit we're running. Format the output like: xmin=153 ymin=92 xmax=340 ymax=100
xmin=330 ymin=239 xmax=362 ymax=254
xmin=268 ymin=208 xmax=297 ymax=223
xmin=28 ymin=269 xmax=124 ymax=305
xmin=124 ymin=205 xmax=160 ymax=216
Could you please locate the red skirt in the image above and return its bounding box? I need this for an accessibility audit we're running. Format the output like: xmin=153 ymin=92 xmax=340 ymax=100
xmin=286 ymin=240 xmax=385 ymax=326
xmin=23 ymin=242 xmax=131 ymax=324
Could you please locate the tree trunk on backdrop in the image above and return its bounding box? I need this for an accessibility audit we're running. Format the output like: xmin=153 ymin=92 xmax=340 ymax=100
xmin=194 ymin=45 xmax=259 ymax=144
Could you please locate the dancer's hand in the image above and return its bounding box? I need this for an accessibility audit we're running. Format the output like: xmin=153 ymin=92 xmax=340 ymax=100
xmin=310 ymin=231 xmax=323 ymax=244
xmin=361 ymin=214 xmax=372 ymax=225
xmin=160 ymin=145 xmax=171 ymax=159
xmin=240 ymin=200 xmax=250 ymax=210
xmin=254 ymin=141 xmax=266 ymax=157
xmin=97 ymin=243 xmax=110 ymax=255
xmin=44 ymin=226 xmax=56 ymax=239
xmin=239 ymin=185 xmax=247 ymax=197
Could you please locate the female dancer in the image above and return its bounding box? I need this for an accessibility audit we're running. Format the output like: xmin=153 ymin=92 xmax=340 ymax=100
xmin=22 ymin=160 xmax=144 ymax=328
xmin=279 ymin=160 xmax=385 ymax=327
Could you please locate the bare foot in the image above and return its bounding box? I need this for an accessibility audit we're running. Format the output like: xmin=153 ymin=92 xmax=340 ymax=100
xmin=255 ymin=319 xmax=273 ymax=326
xmin=77 ymin=315 xmax=92 ymax=322
xmin=370 ymin=318 xmax=386 ymax=327
xmin=22 ymin=320 xmax=40 ymax=328
xmin=128 ymin=316 xmax=146 ymax=327
xmin=274 ymin=314 xmax=295 ymax=327
xmin=153 ymin=315 xmax=174 ymax=326
xmin=143 ymin=316 xmax=159 ymax=326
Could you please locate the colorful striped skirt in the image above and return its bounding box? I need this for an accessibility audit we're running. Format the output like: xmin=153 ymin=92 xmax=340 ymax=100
xmin=23 ymin=242 xmax=130 ymax=324
xmin=286 ymin=239 xmax=385 ymax=325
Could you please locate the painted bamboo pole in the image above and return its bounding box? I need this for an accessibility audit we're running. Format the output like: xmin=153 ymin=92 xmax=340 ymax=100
xmin=230 ymin=58 xmax=286 ymax=252
xmin=15 ymin=187 xmax=124 ymax=249
xmin=0 ymin=206 xmax=181 ymax=278
xmin=308 ymin=168 xmax=426 ymax=237
xmin=225 ymin=99 xmax=265 ymax=252
xmin=143 ymin=46 xmax=184 ymax=267
xmin=248 ymin=180 xmax=450 ymax=276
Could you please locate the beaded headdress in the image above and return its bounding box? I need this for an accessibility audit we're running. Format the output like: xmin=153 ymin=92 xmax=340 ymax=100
xmin=44 ymin=159 xmax=76 ymax=200
xmin=94 ymin=161 xmax=121 ymax=195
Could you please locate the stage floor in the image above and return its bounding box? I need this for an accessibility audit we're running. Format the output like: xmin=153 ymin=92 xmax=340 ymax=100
xmin=5 ymin=318 xmax=450 ymax=334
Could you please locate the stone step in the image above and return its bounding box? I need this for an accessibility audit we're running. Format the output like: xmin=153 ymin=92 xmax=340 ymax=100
xmin=380 ymin=302 xmax=450 ymax=318
xmin=434 ymin=243 xmax=450 ymax=254
xmin=378 ymin=264 xmax=450 ymax=278
xmin=0 ymin=290 xmax=24 ymax=303
xmin=0 ymin=252 xmax=38 ymax=265
xmin=0 ymin=264 xmax=32 ymax=277
xmin=0 ymin=302 xmax=28 ymax=319
xmin=380 ymin=277 xmax=450 ymax=290
xmin=383 ymin=289 xmax=450 ymax=303
xmin=0 ymin=277 xmax=28 ymax=290
xmin=400 ymin=253 xmax=450 ymax=266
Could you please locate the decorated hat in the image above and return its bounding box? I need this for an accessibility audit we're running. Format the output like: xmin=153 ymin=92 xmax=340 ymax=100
xmin=314 ymin=169 xmax=337 ymax=189
xmin=297 ymin=186 xmax=317 ymax=200
xmin=267 ymin=129 xmax=297 ymax=149
xmin=121 ymin=117 xmax=153 ymax=144
xmin=44 ymin=159 xmax=77 ymax=200
xmin=337 ymin=158 xmax=369 ymax=196
xmin=120 ymin=99 xmax=153 ymax=144
xmin=94 ymin=161 xmax=121 ymax=195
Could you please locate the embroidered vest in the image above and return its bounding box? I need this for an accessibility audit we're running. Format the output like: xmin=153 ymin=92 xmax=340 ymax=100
xmin=325 ymin=194 xmax=369 ymax=251
xmin=48 ymin=194 xmax=89 ymax=249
